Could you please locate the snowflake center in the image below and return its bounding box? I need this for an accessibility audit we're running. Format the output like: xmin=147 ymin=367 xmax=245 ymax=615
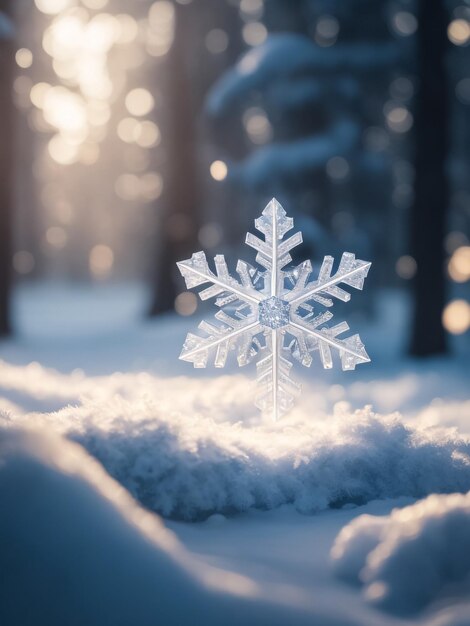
xmin=258 ymin=296 xmax=290 ymax=329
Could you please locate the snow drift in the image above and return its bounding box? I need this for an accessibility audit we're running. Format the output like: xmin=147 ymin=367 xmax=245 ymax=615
xmin=331 ymin=491 xmax=470 ymax=615
xmin=3 ymin=392 xmax=470 ymax=521
xmin=0 ymin=426 xmax=338 ymax=626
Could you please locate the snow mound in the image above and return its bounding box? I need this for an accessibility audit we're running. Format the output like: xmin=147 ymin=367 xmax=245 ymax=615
xmin=4 ymin=396 xmax=470 ymax=521
xmin=0 ymin=426 xmax=328 ymax=626
xmin=331 ymin=491 xmax=470 ymax=614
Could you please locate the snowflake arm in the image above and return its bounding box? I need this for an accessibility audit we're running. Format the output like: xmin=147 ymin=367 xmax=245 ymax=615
xmin=177 ymin=252 xmax=263 ymax=306
xmin=180 ymin=313 xmax=260 ymax=368
xmin=286 ymin=252 xmax=371 ymax=308
xmin=255 ymin=332 xmax=300 ymax=418
xmin=288 ymin=311 xmax=370 ymax=371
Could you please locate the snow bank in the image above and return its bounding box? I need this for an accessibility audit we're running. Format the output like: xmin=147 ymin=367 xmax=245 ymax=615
xmin=331 ymin=492 xmax=470 ymax=615
xmin=0 ymin=426 xmax=335 ymax=626
xmin=4 ymin=393 xmax=470 ymax=521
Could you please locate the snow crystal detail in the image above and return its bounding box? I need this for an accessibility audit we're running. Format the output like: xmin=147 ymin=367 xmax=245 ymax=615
xmin=177 ymin=198 xmax=371 ymax=420
xmin=258 ymin=297 xmax=290 ymax=329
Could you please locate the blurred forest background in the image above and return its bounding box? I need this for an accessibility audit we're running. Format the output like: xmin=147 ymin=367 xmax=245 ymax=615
xmin=0 ymin=0 xmax=469 ymax=357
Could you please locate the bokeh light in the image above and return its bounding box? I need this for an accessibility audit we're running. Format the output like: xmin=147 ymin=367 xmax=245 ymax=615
xmin=16 ymin=48 xmax=33 ymax=69
xmin=125 ymin=89 xmax=155 ymax=117
xmin=448 ymin=246 xmax=470 ymax=283
xmin=210 ymin=160 xmax=228 ymax=181
xmin=89 ymin=244 xmax=114 ymax=279
xmin=442 ymin=300 xmax=470 ymax=334
xmin=174 ymin=291 xmax=197 ymax=316
xmin=396 ymin=255 xmax=417 ymax=279
xmin=448 ymin=19 xmax=470 ymax=46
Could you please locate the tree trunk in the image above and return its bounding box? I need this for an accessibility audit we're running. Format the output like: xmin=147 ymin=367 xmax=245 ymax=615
xmin=148 ymin=2 xmax=202 ymax=316
xmin=409 ymin=0 xmax=449 ymax=356
xmin=0 ymin=5 xmax=13 ymax=336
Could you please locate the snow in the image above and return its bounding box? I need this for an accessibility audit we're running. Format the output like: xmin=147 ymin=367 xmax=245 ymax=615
xmin=0 ymin=427 xmax=323 ymax=626
xmin=3 ymin=398 xmax=470 ymax=521
xmin=1 ymin=283 xmax=470 ymax=625
xmin=331 ymin=492 xmax=470 ymax=616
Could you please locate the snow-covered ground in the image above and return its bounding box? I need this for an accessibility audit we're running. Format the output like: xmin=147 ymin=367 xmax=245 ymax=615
xmin=1 ymin=284 xmax=469 ymax=625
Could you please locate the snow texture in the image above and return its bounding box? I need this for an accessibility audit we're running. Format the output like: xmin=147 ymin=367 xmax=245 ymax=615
xmin=178 ymin=198 xmax=371 ymax=419
xmin=331 ymin=491 xmax=470 ymax=615
xmin=3 ymin=394 xmax=470 ymax=522
xmin=0 ymin=426 xmax=363 ymax=626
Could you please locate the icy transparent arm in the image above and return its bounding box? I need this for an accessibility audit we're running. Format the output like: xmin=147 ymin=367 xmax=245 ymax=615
xmin=245 ymin=198 xmax=303 ymax=295
xmin=177 ymin=252 xmax=263 ymax=305
xmin=286 ymin=252 xmax=371 ymax=308
xmin=255 ymin=331 xmax=300 ymax=420
xmin=180 ymin=311 xmax=261 ymax=368
xmin=289 ymin=312 xmax=370 ymax=371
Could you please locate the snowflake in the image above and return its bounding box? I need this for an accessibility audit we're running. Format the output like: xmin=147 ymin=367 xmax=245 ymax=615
xmin=177 ymin=198 xmax=371 ymax=420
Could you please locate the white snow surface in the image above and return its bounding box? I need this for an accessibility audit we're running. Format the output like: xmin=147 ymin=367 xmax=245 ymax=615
xmin=1 ymin=284 xmax=470 ymax=625
xmin=0 ymin=426 xmax=326 ymax=626
xmin=2 ymin=390 xmax=470 ymax=521
xmin=331 ymin=492 xmax=470 ymax=616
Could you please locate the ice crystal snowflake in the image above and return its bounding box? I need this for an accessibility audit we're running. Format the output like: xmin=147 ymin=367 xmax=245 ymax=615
xmin=177 ymin=198 xmax=371 ymax=420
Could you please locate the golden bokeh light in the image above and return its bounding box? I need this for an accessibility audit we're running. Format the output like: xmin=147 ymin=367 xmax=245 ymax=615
xmin=135 ymin=121 xmax=161 ymax=148
xmin=140 ymin=172 xmax=163 ymax=200
xmin=442 ymin=300 xmax=470 ymax=335
xmin=115 ymin=14 xmax=139 ymax=44
xmin=81 ymin=0 xmax=108 ymax=9
xmin=16 ymin=48 xmax=33 ymax=69
xmin=30 ymin=82 xmax=52 ymax=108
xmin=45 ymin=226 xmax=68 ymax=249
xmin=386 ymin=106 xmax=413 ymax=133
xmin=147 ymin=1 xmax=175 ymax=57
xmin=89 ymin=244 xmax=114 ymax=278
xmin=117 ymin=117 xmax=139 ymax=143
xmin=115 ymin=173 xmax=140 ymax=200
xmin=125 ymin=88 xmax=155 ymax=117
xmin=174 ymin=291 xmax=197 ymax=316
xmin=448 ymin=246 xmax=470 ymax=283
xmin=210 ymin=160 xmax=228 ymax=181
xmin=448 ymin=19 xmax=470 ymax=46
xmin=48 ymin=134 xmax=79 ymax=165
xmin=34 ymin=0 xmax=75 ymax=15
xmin=242 ymin=22 xmax=267 ymax=46
xmin=243 ymin=107 xmax=272 ymax=144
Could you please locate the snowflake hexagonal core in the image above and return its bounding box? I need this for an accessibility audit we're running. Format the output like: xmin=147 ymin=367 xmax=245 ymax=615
xmin=258 ymin=296 xmax=290 ymax=329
